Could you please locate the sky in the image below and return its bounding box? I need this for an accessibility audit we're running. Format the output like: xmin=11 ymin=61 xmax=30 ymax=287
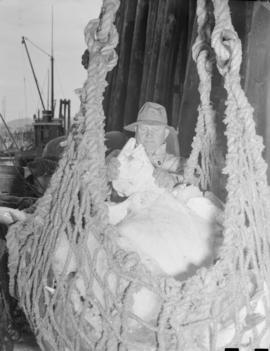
xmin=0 ymin=0 xmax=102 ymax=122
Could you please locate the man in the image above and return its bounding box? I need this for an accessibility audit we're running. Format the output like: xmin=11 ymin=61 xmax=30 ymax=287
xmin=107 ymin=102 xmax=184 ymax=190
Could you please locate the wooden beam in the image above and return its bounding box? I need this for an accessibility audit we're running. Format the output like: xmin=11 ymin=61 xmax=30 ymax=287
xmin=144 ymin=0 xmax=167 ymax=101
xmin=153 ymin=0 xmax=175 ymax=103
xmin=139 ymin=0 xmax=162 ymax=105
xmin=105 ymin=0 xmax=139 ymax=131
xmin=122 ymin=0 xmax=149 ymax=127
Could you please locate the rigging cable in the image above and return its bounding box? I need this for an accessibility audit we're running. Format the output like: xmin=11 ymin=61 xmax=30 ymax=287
xmin=23 ymin=37 xmax=51 ymax=58
xmin=21 ymin=44 xmax=40 ymax=117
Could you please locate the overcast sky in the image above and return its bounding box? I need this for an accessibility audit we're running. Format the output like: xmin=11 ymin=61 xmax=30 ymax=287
xmin=0 ymin=0 xmax=102 ymax=122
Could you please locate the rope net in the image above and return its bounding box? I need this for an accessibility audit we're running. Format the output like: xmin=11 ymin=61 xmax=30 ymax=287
xmin=6 ymin=0 xmax=270 ymax=350
xmin=184 ymin=0 xmax=217 ymax=191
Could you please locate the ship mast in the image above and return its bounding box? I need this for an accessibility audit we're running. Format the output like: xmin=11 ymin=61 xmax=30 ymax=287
xmin=21 ymin=36 xmax=46 ymax=111
xmin=21 ymin=10 xmax=69 ymax=148
xmin=51 ymin=6 xmax=54 ymax=119
xmin=21 ymin=8 xmax=55 ymax=121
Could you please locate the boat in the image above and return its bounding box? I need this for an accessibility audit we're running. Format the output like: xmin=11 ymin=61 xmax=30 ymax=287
xmin=0 ymin=31 xmax=71 ymax=200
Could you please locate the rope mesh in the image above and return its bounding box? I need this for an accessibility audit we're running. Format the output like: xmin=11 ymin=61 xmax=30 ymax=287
xmin=6 ymin=0 xmax=270 ymax=350
xmin=184 ymin=0 xmax=218 ymax=191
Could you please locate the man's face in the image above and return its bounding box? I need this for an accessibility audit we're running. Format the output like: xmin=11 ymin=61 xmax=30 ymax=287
xmin=135 ymin=124 xmax=167 ymax=155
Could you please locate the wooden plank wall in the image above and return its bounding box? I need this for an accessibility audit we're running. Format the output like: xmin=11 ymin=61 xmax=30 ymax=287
xmin=245 ymin=3 xmax=270 ymax=181
xmin=103 ymin=0 xmax=195 ymax=132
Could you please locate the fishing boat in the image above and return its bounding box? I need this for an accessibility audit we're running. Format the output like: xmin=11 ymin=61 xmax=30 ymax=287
xmin=0 ymin=29 xmax=71 ymax=200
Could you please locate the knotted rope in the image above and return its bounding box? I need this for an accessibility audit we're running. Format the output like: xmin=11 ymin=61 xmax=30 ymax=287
xmin=211 ymin=0 xmax=270 ymax=272
xmin=174 ymin=0 xmax=270 ymax=348
xmin=7 ymin=1 xmax=126 ymax=350
xmin=184 ymin=0 xmax=217 ymax=191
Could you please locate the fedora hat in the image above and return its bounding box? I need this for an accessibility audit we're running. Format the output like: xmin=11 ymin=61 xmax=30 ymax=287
xmin=124 ymin=102 xmax=175 ymax=132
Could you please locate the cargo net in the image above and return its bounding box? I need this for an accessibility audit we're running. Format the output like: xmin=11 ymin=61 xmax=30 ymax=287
xmin=6 ymin=0 xmax=270 ymax=350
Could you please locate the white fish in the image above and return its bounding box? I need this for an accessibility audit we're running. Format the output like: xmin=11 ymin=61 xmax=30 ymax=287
xmin=109 ymin=139 xmax=223 ymax=321
xmin=53 ymin=138 xmax=223 ymax=325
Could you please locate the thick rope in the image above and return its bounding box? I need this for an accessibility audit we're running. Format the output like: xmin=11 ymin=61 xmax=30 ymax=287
xmin=7 ymin=1 xmax=169 ymax=350
xmin=184 ymin=0 xmax=217 ymax=191
xmin=211 ymin=0 xmax=270 ymax=276
xmin=96 ymin=0 xmax=120 ymax=43
xmin=154 ymin=0 xmax=270 ymax=349
xmin=211 ymin=8 xmax=270 ymax=347
xmin=7 ymin=1 xmax=121 ymax=350
xmin=169 ymin=0 xmax=270 ymax=348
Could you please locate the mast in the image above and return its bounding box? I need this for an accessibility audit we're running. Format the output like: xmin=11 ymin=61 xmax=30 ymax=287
xmin=47 ymin=69 xmax=50 ymax=110
xmin=21 ymin=36 xmax=46 ymax=111
xmin=51 ymin=6 xmax=54 ymax=119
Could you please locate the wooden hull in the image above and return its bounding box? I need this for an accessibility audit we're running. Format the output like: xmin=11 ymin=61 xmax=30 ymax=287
xmin=0 ymin=161 xmax=25 ymax=196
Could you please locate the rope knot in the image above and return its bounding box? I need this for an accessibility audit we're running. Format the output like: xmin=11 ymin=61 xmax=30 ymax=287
xmin=114 ymin=249 xmax=140 ymax=272
xmin=84 ymin=18 xmax=119 ymax=72
xmin=213 ymin=28 xmax=241 ymax=75
xmin=96 ymin=0 xmax=120 ymax=43
xmin=161 ymin=277 xmax=183 ymax=301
